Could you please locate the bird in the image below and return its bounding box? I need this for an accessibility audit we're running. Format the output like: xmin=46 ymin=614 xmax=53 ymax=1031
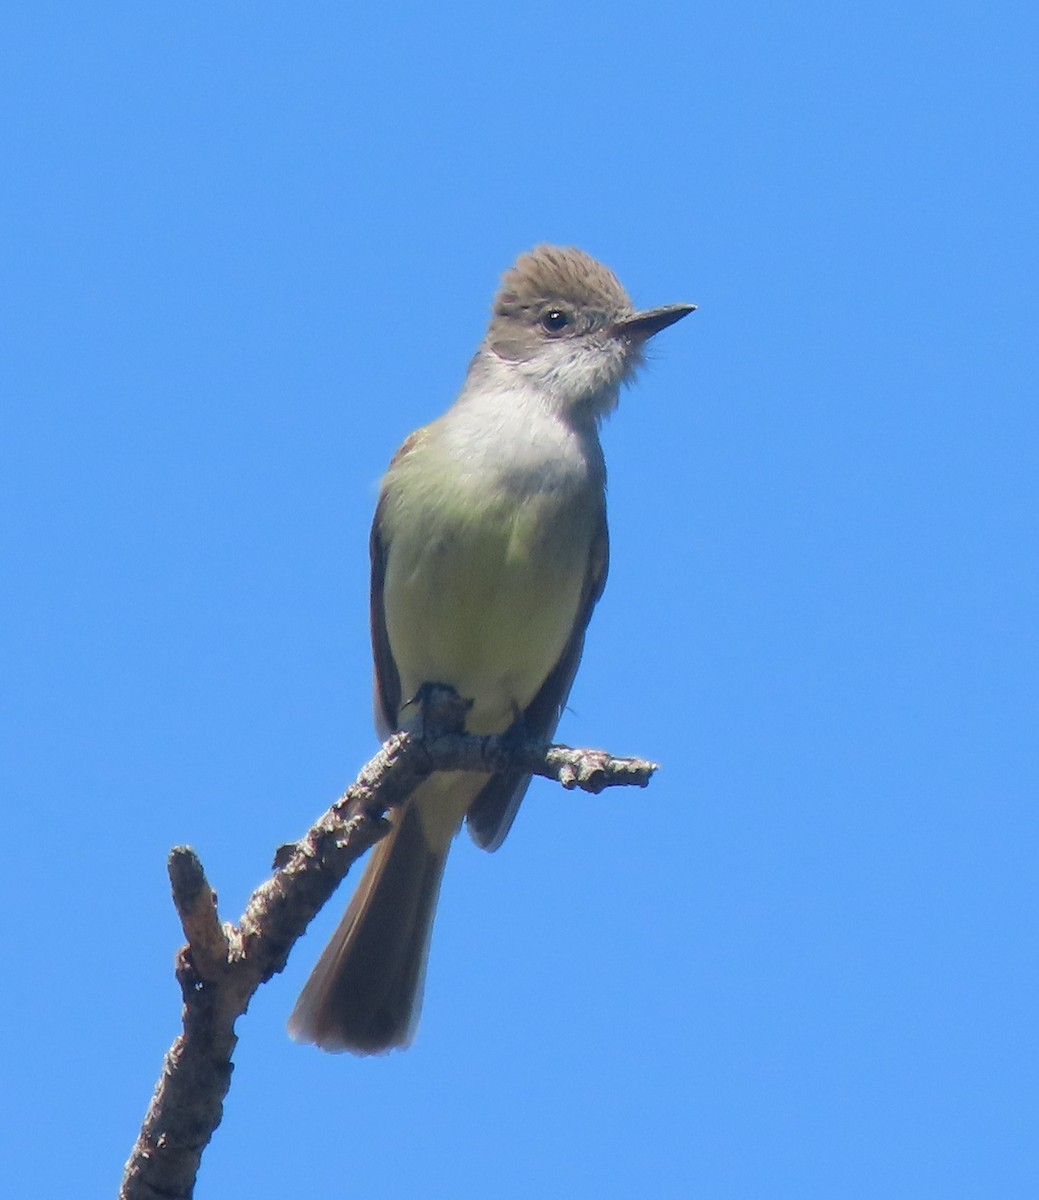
xmin=288 ymin=245 xmax=695 ymax=1053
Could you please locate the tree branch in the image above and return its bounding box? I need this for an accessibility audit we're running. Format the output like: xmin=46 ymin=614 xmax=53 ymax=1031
xmin=119 ymin=727 xmax=658 ymax=1199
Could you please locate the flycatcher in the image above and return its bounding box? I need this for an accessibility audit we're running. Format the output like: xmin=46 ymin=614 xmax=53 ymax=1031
xmin=289 ymin=245 xmax=694 ymax=1053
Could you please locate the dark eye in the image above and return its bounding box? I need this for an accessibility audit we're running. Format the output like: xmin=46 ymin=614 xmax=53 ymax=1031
xmin=541 ymin=308 xmax=571 ymax=334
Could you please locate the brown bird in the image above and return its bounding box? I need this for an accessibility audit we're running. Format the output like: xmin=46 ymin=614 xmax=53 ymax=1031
xmin=289 ymin=246 xmax=694 ymax=1052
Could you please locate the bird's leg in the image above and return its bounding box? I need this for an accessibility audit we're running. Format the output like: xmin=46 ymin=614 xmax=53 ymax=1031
xmin=497 ymin=703 xmax=533 ymax=753
xmin=402 ymin=681 xmax=473 ymax=739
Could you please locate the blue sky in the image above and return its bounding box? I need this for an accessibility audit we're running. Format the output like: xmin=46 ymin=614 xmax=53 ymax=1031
xmin=3 ymin=4 xmax=1037 ymax=1197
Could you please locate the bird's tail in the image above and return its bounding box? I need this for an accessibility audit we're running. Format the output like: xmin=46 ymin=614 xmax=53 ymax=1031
xmin=288 ymin=775 xmax=471 ymax=1054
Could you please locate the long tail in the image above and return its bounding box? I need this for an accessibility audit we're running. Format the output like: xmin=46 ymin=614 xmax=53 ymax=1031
xmin=288 ymin=774 xmax=475 ymax=1054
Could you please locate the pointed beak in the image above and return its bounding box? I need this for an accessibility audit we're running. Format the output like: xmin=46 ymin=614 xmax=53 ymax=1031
xmin=612 ymin=302 xmax=697 ymax=341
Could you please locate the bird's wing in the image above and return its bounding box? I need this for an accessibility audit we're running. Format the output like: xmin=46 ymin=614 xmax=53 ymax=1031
xmin=370 ymin=431 xmax=427 ymax=739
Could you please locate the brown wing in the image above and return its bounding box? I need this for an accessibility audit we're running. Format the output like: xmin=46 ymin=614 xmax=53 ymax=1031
xmin=370 ymin=431 xmax=426 ymax=739
xmin=465 ymin=504 xmax=610 ymax=851
xmin=370 ymin=501 xmax=400 ymax=740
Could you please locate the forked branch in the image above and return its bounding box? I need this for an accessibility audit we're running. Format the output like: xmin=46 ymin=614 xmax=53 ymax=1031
xmin=119 ymin=725 xmax=658 ymax=1200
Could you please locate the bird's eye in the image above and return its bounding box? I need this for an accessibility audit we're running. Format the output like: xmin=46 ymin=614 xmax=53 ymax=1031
xmin=541 ymin=308 xmax=571 ymax=334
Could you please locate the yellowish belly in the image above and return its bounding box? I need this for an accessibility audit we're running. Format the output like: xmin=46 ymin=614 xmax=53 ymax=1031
xmin=382 ymin=491 xmax=594 ymax=734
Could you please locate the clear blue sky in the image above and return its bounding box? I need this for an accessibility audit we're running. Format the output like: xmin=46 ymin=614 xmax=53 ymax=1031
xmin=3 ymin=4 xmax=1037 ymax=1197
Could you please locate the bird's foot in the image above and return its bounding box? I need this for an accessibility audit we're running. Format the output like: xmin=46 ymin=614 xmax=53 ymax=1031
xmin=403 ymin=682 xmax=473 ymax=739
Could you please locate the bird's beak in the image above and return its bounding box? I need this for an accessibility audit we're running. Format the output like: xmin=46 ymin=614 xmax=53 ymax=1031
xmin=612 ymin=303 xmax=697 ymax=341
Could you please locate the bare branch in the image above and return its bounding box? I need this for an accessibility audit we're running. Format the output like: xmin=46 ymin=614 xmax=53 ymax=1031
xmin=119 ymin=729 xmax=657 ymax=1199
